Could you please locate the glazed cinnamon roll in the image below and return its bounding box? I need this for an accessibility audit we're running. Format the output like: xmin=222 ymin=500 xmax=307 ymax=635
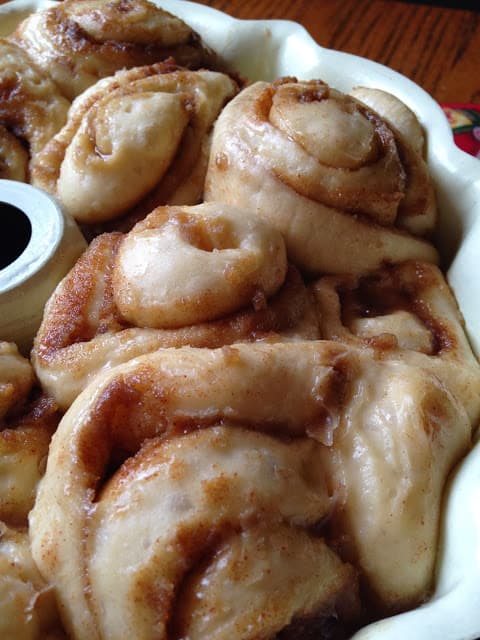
xmin=317 ymin=355 xmax=471 ymax=614
xmin=30 ymin=339 xmax=469 ymax=636
xmin=30 ymin=341 xmax=361 ymax=640
xmin=311 ymin=260 xmax=480 ymax=424
xmin=205 ymin=78 xmax=439 ymax=275
xmin=0 ymin=39 xmax=70 ymax=181
xmin=32 ymin=203 xmax=319 ymax=410
xmin=31 ymin=64 xmax=239 ymax=231
xmin=11 ymin=0 xmax=220 ymax=100
xmin=311 ymin=261 xmax=480 ymax=610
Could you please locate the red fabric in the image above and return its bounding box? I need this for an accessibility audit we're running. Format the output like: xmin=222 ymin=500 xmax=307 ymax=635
xmin=440 ymin=103 xmax=480 ymax=159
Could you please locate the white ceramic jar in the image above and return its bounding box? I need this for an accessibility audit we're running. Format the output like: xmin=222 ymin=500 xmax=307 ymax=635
xmin=0 ymin=180 xmax=86 ymax=354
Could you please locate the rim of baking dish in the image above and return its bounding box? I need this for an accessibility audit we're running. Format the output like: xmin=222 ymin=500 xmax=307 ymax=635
xmin=0 ymin=2 xmax=479 ymax=639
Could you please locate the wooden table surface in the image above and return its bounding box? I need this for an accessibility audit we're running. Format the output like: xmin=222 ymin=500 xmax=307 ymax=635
xmin=0 ymin=0 xmax=477 ymax=103
xmin=195 ymin=0 xmax=479 ymax=105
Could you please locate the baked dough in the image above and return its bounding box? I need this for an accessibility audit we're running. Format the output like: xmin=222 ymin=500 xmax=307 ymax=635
xmin=30 ymin=341 xmax=361 ymax=640
xmin=32 ymin=204 xmax=319 ymax=409
xmin=1 ymin=2 xmax=478 ymax=635
xmin=0 ymin=524 xmax=64 ymax=640
xmin=11 ymin=0 xmax=219 ymax=100
xmin=318 ymin=357 xmax=471 ymax=611
xmin=0 ymin=347 xmax=62 ymax=636
xmin=310 ymin=260 xmax=480 ymax=609
xmin=0 ymin=343 xmax=60 ymax=527
xmin=0 ymin=414 xmax=53 ymax=528
xmin=311 ymin=260 xmax=480 ymax=424
xmin=31 ymin=64 xmax=238 ymax=228
xmin=112 ymin=203 xmax=287 ymax=328
xmin=205 ymin=78 xmax=439 ymax=275
xmin=30 ymin=337 xmax=473 ymax=634
xmin=0 ymin=39 xmax=69 ymax=181
xmin=0 ymin=342 xmax=34 ymax=424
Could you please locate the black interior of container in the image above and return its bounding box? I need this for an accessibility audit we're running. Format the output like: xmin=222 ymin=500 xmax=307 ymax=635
xmin=0 ymin=202 xmax=32 ymax=270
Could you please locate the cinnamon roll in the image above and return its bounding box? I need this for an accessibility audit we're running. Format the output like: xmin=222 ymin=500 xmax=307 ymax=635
xmin=311 ymin=260 xmax=480 ymax=424
xmin=0 ymin=393 xmax=59 ymax=526
xmin=205 ymin=78 xmax=439 ymax=275
xmin=311 ymin=261 xmax=480 ymax=610
xmin=0 ymin=39 xmax=70 ymax=181
xmin=32 ymin=203 xmax=319 ymax=410
xmin=317 ymin=356 xmax=470 ymax=614
xmin=30 ymin=341 xmax=361 ymax=640
xmin=31 ymin=64 xmax=239 ymax=230
xmin=11 ymin=0 xmax=220 ymax=100
xmin=29 ymin=339 xmax=469 ymax=635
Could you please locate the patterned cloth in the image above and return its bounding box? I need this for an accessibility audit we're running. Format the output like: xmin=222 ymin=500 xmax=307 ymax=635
xmin=441 ymin=103 xmax=480 ymax=159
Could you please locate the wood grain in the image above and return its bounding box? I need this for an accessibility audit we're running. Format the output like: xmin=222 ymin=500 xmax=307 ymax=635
xmin=196 ymin=0 xmax=480 ymax=103
xmin=0 ymin=0 xmax=477 ymax=103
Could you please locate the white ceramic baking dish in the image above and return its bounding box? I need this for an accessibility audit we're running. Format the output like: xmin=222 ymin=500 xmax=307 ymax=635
xmin=0 ymin=1 xmax=479 ymax=638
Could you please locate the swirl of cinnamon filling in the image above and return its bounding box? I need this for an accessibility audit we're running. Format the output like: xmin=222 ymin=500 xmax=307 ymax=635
xmin=349 ymin=87 xmax=433 ymax=236
xmin=205 ymin=78 xmax=439 ymax=275
xmin=30 ymin=341 xmax=361 ymax=640
xmin=29 ymin=339 xmax=472 ymax=634
xmin=311 ymin=260 xmax=480 ymax=425
xmin=316 ymin=355 xmax=471 ymax=613
xmin=0 ymin=39 xmax=70 ymax=181
xmin=31 ymin=64 xmax=239 ymax=230
xmin=10 ymin=0 xmax=220 ymax=101
xmin=306 ymin=268 xmax=480 ymax=610
xmin=113 ymin=203 xmax=288 ymax=327
xmin=32 ymin=204 xmax=319 ymax=410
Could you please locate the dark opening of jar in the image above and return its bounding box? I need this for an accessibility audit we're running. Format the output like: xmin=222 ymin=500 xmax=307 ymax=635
xmin=0 ymin=202 xmax=32 ymax=270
